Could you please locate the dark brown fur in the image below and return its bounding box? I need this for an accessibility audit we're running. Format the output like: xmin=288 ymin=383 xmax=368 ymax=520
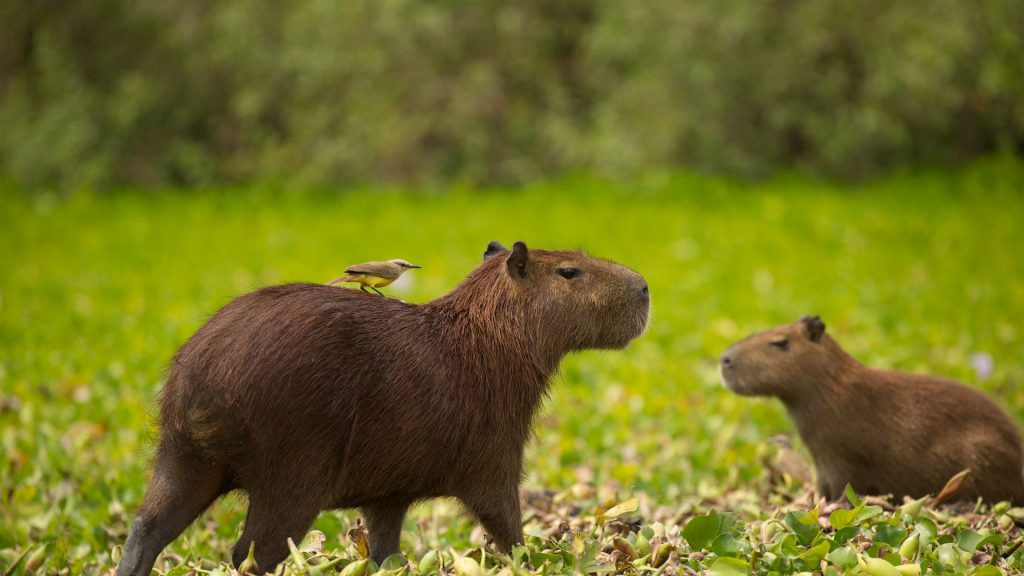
xmin=116 ymin=242 xmax=649 ymax=575
xmin=720 ymin=316 xmax=1024 ymax=504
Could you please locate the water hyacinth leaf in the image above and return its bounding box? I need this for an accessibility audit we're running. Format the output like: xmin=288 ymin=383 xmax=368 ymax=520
xmin=900 ymin=496 xmax=928 ymax=522
xmin=711 ymin=533 xmax=743 ymax=557
xmin=380 ymin=553 xmax=408 ymax=570
xmin=612 ymin=536 xmax=637 ymax=561
xmin=418 ymin=550 xmax=440 ymax=573
xmin=876 ymin=524 xmax=909 ymax=548
xmin=683 ymin=511 xmax=740 ymax=551
xmin=706 ymin=556 xmax=750 ymax=576
xmin=899 ymin=534 xmax=920 ymax=561
xmin=452 ymin=555 xmax=484 ymax=576
xmin=958 ymin=529 xmax=986 ymax=553
xmin=845 ymin=484 xmax=862 ymax=507
xmin=530 ymin=550 xmax=563 ymax=567
xmin=798 ymin=541 xmax=830 ymax=565
xmin=600 ymin=497 xmax=638 ymax=522
xmin=862 ymin=557 xmax=901 ymax=576
xmin=935 ymin=543 xmax=967 ymax=569
xmin=300 ymin=530 xmax=327 ymax=554
xmin=913 ymin=518 xmax=938 ymax=544
xmin=957 ymin=529 xmax=1003 ymax=554
xmin=827 ymin=546 xmax=858 ymax=569
xmin=784 ymin=511 xmax=821 ymax=547
xmin=829 ymin=504 xmax=863 ymax=531
xmin=855 ymin=505 xmax=885 ymax=525
xmin=834 ymin=526 xmax=862 ymax=545
xmin=339 ymin=559 xmax=369 ymax=576
xmin=164 ymin=567 xmax=193 ymax=576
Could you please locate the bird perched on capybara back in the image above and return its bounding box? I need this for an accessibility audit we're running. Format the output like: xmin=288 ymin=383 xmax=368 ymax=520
xmin=116 ymin=241 xmax=649 ymax=576
xmin=719 ymin=316 xmax=1024 ymax=504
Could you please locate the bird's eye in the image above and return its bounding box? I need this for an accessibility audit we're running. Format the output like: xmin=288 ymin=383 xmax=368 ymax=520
xmin=770 ymin=338 xmax=789 ymax=350
xmin=557 ymin=268 xmax=581 ymax=280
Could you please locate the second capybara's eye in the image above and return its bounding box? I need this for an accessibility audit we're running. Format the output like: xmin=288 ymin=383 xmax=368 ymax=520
xmin=557 ymin=268 xmax=581 ymax=280
xmin=769 ymin=337 xmax=789 ymax=351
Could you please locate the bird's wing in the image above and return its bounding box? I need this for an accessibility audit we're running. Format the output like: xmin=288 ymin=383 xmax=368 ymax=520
xmin=344 ymin=261 xmax=402 ymax=279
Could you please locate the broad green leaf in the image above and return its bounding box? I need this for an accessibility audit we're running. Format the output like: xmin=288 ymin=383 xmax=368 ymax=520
xmin=601 ymin=497 xmax=639 ymax=521
xmin=784 ymin=510 xmax=821 ymax=547
xmin=834 ymin=526 xmax=862 ymax=545
xmin=683 ymin=511 xmax=740 ymax=551
xmin=845 ymin=484 xmax=862 ymax=507
xmin=712 ymin=533 xmax=743 ymax=557
xmin=707 ymin=557 xmax=750 ymax=576
xmin=863 ymin=557 xmax=900 ymax=576
xmin=799 ymin=541 xmax=830 ymax=565
xmin=829 ymin=504 xmax=862 ymax=531
xmin=936 ymin=543 xmax=967 ymax=569
xmin=913 ymin=518 xmax=938 ymax=545
xmin=827 ymin=546 xmax=858 ymax=569
xmin=379 ymin=553 xmax=408 ymax=570
xmin=876 ymin=524 xmax=909 ymax=547
xmin=855 ymin=505 xmax=884 ymax=525
xmin=958 ymin=529 xmax=986 ymax=553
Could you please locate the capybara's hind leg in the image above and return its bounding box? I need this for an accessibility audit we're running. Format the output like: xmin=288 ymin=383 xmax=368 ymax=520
xmin=231 ymin=493 xmax=320 ymax=570
xmin=117 ymin=447 xmax=229 ymax=576
xmin=462 ymin=487 xmax=523 ymax=553
xmin=363 ymin=502 xmax=411 ymax=564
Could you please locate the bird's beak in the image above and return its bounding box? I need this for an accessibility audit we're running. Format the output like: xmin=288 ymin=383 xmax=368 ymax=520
xmin=409 ymin=264 xmax=422 ymax=269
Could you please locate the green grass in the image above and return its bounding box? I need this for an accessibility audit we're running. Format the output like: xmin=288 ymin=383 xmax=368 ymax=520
xmin=3 ymin=157 xmax=1024 ymax=575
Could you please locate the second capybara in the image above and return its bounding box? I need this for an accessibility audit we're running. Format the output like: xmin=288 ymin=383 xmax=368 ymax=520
xmin=719 ymin=315 xmax=1024 ymax=504
xmin=116 ymin=241 xmax=649 ymax=576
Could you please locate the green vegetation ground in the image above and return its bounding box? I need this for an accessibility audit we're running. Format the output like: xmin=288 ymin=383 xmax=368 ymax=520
xmin=3 ymin=157 xmax=1024 ymax=575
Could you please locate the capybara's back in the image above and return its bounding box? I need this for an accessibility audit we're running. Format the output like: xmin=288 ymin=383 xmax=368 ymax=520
xmin=117 ymin=242 xmax=649 ymax=576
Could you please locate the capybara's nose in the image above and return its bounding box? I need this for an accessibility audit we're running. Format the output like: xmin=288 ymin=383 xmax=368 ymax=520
xmin=720 ymin=354 xmax=732 ymax=367
xmin=641 ymin=283 xmax=649 ymax=299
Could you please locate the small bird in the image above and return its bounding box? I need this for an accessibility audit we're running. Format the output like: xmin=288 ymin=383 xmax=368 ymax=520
xmin=327 ymin=259 xmax=421 ymax=296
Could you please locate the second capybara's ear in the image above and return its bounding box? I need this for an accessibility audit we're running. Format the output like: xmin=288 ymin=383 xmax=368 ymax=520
xmin=801 ymin=315 xmax=826 ymax=342
xmin=506 ymin=241 xmax=529 ymax=279
xmin=483 ymin=241 xmax=508 ymax=260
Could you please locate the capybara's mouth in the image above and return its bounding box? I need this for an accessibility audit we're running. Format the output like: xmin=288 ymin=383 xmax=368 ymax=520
xmin=719 ymin=365 xmax=741 ymax=393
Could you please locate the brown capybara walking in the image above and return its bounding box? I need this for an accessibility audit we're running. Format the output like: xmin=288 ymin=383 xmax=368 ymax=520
xmin=116 ymin=241 xmax=649 ymax=576
xmin=719 ymin=316 xmax=1024 ymax=504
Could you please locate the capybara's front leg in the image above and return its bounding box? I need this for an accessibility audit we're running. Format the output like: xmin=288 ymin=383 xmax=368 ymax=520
xmin=363 ymin=502 xmax=411 ymax=564
xmin=117 ymin=445 xmax=230 ymax=576
xmin=462 ymin=486 xmax=523 ymax=553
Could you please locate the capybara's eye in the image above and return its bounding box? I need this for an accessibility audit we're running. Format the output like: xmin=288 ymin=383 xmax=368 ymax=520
xmin=557 ymin=267 xmax=581 ymax=280
xmin=770 ymin=338 xmax=789 ymax=350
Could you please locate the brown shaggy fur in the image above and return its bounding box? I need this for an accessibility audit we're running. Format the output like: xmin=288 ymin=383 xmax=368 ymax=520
xmin=116 ymin=241 xmax=649 ymax=576
xmin=720 ymin=316 xmax=1024 ymax=504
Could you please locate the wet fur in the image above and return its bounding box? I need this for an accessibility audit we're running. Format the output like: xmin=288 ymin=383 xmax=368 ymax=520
xmin=720 ymin=317 xmax=1024 ymax=504
xmin=116 ymin=242 xmax=649 ymax=575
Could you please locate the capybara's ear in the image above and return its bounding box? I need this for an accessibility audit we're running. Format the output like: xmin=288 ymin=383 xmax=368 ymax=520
xmin=483 ymin=241 xmax=508 ymax=260
xmin=506 ymin=241 xmax=529 ymax=278
xmin=801 ymin=315 xmax=826 ymax=342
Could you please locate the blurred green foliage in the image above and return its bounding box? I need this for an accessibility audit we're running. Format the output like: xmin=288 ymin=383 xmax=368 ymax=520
xmin=1 ymin=0 xmax=1022 ymax=190
xmin=1 ymin=158 xmax=1023 ymax=573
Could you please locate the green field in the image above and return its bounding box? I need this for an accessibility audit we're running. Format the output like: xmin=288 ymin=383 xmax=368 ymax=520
xmin=3 ymin=158 xmax=1024 ymax=575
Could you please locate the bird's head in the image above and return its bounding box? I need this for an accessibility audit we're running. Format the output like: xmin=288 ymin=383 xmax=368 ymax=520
xmin=389 ymin=259 xmax=422 ymax=270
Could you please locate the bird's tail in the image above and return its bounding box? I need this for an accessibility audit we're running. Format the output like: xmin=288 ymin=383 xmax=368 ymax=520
xmin=326 ymin=274 xmax=356 ymax=286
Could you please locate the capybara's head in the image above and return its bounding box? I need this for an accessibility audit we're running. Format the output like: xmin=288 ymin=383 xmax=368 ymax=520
xmin=471 ymin=241 xmax=649 ymax=352
xmin=719 ymin=316 xmax=831 ymax=397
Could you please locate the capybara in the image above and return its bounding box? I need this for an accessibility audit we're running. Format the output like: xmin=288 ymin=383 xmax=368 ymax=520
xmin=719 ymin=315 xmax=1024 ymax=504
xmin=116 ymin=241 xmax=649 ymax=575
